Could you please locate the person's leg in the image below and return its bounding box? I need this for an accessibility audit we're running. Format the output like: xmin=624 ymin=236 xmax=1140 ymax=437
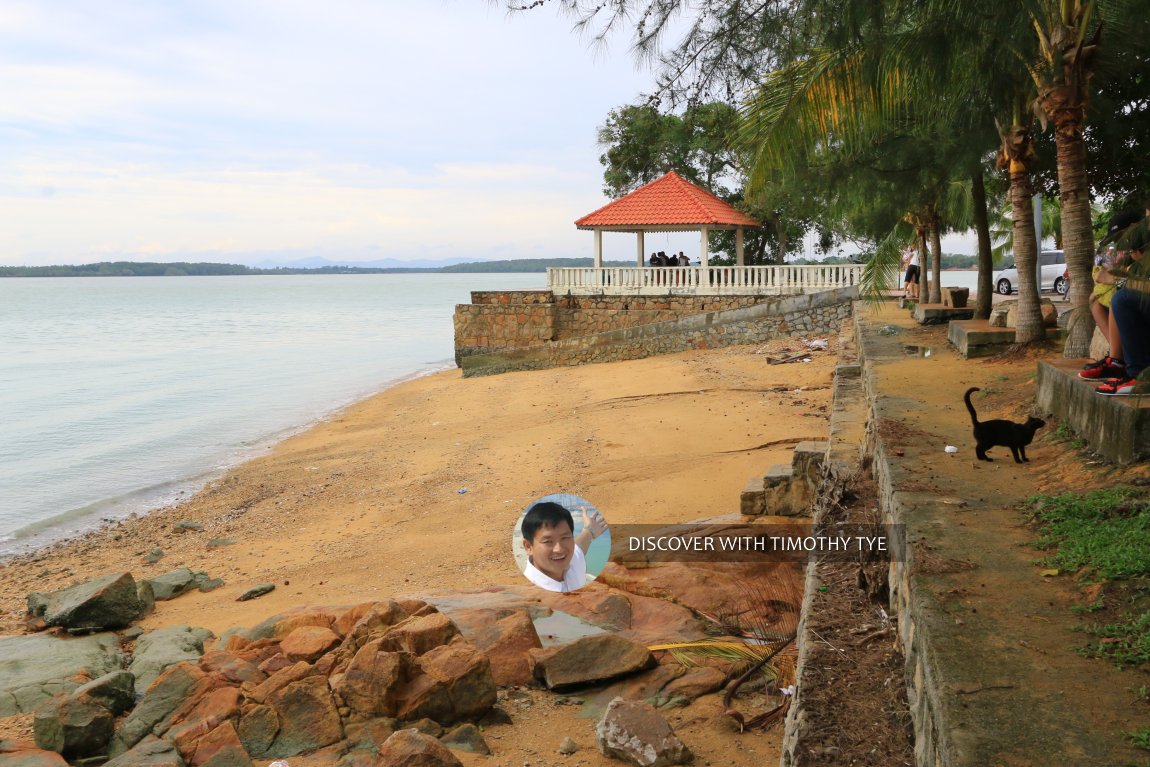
xmin=1090 ymin=298 xmax=1111 ymax=349
xmin=1109 ymin=308 xmax=1124 ymax=362
xmin=1109 ymin=289 xmax=1150 ymax=377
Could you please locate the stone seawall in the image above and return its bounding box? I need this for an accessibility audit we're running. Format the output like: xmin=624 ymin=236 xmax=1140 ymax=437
xmin=454 ymin=291 xmax=773 ymax=365
xmin=458 ymin=287 xmax=857 ymax=377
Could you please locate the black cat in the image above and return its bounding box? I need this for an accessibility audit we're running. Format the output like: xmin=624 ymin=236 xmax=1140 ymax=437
xmin=964 ymin=387 xmax=1046 ymax=463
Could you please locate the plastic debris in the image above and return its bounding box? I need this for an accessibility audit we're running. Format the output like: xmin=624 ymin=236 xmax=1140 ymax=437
xmin=879 ymin=324 xmax=901 ymax=336
xmin=780 ymin=685 xmax=796 ymax=697
xmin=270 ymin=761 xmax=291 ymax=767
xmin=806 ymin=338 xmax=829 ymax=350
xmin=944 ymin=445 xmax=958 ymax=454
xmin=457 ymin=488 xmax=468 ymax=494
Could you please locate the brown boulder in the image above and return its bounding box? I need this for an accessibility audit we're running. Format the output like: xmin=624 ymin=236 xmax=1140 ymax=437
xmin=266 ymin=675 xmax=343 ymax=758
xmin=467 ymin=609 xmax=541 ymax=686
xmin=0 ymin=742 xmax=69 ymax=766
xmin=405 ymin=642 xmax=496 ymax=724
xmin=190 ymin=721 xmax=252 ymax=767
xmin=380 ymin=612 xmax=459 ymax=656
xmin=334 ymin=600 xmax=405 ymax=637
xmin=376 ymin=729 xmax=463 ymax=767
xmin=199 ymin=651 xmax=265 ymax=686
xmin=530 ymin=634 xmax=656 ymax=691
xmin=166 ymin=686 xmax=242 ymax=760
xmin=279 ymin=626 xmax=341 ymax=663
xmin=596 ymin=697 xmax=692 ymax=767
xmin=246 ymin=661 xmax=313 ymax=705
xmin=330 ymin=639 xmax=408 ymax=718
xmin=247 ymin=606 xmax=341 ymax=641
xmin=660 ymin=667 xmax=726 ymax=703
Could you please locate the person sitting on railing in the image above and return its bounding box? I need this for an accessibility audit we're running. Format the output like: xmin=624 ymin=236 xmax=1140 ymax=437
xmin=657 ymin=251 xmax=669 ymax=266
xmin=649 ymin=252 xmax=659 ymax=267
xmin=678 ymin=251 xmax=689 ymax=266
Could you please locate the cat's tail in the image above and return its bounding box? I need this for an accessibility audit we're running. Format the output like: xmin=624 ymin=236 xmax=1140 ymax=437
xmin=964 ymin=387 xmax=980 ymax=426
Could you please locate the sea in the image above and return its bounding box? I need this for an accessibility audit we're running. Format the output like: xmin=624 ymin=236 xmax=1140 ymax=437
xmin=0 ymin=273 xmax=544 ymax=556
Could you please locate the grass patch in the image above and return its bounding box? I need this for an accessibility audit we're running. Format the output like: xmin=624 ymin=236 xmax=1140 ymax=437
xmin=1028 ymin=487 xmax=1150 ymax=669
xmin=1130 ymin=726 xmax=1150 ymax=751
xmin=1028 ymin=487 xmax=1150 ymax=580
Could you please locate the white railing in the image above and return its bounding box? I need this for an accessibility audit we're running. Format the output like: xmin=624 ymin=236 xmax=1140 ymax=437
xmin=547 ymin=264 xmax=863 ymax=296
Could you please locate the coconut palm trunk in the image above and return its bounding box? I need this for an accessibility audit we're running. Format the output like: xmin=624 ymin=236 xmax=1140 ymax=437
xmin=928 ymin=216 xmax=943 ymax=305
xmin=972 ymin=169 xmax=994 ymax=320
xmin=1033 ymin=6 xmax=1101 ymax=357
xmin=1009 ymin=166 xmax=1045 ymax=342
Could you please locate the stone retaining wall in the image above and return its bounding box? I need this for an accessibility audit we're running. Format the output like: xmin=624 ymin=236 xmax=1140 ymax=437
xmin=459 ymin=287 xmax=857 ymax=377
xmin=454 ymin=291 xmax=773 ymax=366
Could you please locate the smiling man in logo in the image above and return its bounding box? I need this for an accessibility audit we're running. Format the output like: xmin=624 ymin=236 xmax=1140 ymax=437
xmin=520 ymin=501 xmax=607 ymax=592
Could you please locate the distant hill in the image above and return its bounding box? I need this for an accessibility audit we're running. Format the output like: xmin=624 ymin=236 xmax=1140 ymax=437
xmin=0 ymin=258 xmax=634 ymax=277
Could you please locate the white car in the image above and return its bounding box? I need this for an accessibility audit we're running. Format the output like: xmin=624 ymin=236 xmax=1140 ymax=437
xmin=994 ymin=249 xmax=1067 ymax=295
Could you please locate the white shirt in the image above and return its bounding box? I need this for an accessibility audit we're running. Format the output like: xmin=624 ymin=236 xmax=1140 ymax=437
xmin=523 ymin=545 xmax=587 ymax=593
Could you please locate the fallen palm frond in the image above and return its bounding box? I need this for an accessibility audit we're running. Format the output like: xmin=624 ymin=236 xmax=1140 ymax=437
xmin=650 ymin=574 xmax=802 ymax=731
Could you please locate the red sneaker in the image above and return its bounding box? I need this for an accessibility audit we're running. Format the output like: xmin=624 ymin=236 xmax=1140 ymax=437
xmin=1079 ymin=356 xmax=1127 ymax=380
xmin=1096 ymin=376 xmax=1141 ymax=396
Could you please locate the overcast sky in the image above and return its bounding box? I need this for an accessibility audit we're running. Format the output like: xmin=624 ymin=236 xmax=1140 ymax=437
xmin=0 ymin=1 xmax=720 ymax=266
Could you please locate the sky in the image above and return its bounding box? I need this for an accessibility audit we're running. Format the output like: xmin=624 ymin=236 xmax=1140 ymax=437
xmin=0 ymin=2 xmax=975 ymax=268
xmin=0 ymin=1 xmax=710 ymax=266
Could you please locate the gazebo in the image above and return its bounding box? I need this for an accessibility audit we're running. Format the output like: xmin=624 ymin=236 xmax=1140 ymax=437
xmin=574 ymin=171 xmax=760 ymax=269
xmin=548 ymin=170 xmax=862 ymax=295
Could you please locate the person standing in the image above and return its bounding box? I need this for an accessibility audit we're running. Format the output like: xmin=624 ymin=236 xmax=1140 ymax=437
xmin=902 ymin=245 xmax=921 ymax=300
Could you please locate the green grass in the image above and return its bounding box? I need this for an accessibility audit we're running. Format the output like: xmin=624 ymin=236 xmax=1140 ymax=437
xmin=1028 ymin=487 xmax=1150 ymax=669
xmin=1028 ymin=487 xmax=1150 ymax=580
xmin=1129 ymin=726 xmax=1150 ymax=751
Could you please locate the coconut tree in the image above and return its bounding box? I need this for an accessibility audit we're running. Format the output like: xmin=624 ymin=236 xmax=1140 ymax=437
xmin=997 ymin=107 xmax=1046 ymax=342
xmin=1029 ymin=0 xmax=1102 ymax=356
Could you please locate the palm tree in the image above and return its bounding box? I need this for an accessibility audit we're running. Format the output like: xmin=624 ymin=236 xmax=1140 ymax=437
xmin=1029 ymin=0 xmax=1103 ymax=356
xmin=997 ymin=110 xmax=1046 ymax=342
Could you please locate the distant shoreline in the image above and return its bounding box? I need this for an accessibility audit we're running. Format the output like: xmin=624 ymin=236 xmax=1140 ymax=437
xmin=0 ymin=258 xmax=637 ymax=278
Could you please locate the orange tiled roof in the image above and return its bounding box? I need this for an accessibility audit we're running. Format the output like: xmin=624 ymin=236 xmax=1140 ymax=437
xmin=575 ymin=171 xmax=760 ymax=229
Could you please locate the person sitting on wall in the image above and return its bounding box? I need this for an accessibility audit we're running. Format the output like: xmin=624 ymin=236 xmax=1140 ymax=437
xmin=1080 ymin=208 xmax=1147 ymax=381
xmin=649 ymin=252 xmax=659 ymax=267
xmin=1093 ymin=200 xmax=1150 ymax=397
xmin=678 ymin=251 xmax=689 ymax=266
xmin=521 ymin=501 xmax=607 ymax=593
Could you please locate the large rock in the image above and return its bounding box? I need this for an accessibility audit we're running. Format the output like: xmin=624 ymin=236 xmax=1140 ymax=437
xmin=145 ymin=568 xmax=213 ymax=601
xmin=375 ymin=729 xmax=463 ymax=767
xmin=265 ymin=675 xmax=343 ymax=758
xmin=279 ymin=625 xmax=340 ymax=663
xmin=398 ymin=643 xmax=496 ymax=724
xmin=530 ymin=634 xmax=656 ymax=691
xmin=189 ymin=721 xmax=252 ymax=767
xmin=330 ymin=639 xmax=408 ymax=718
xmin=34 ymin=572 xmax=149 ymax=630
xmin=595 ymin=697 xmax=693 ymax=767
xmin=110 ymin=662 xmax=218 ymax=755
xmin=236 ymin=704 xmax=279 ymax=757
xmin=380 ymin=612 xmax=459 ymax=655
xmin=33 ymin=694 xmax=115 ymax=760
xmin=71 ymin=670 xmax=136 ymax=715
xmin=466 ymin=609 xmax=541 ymax=686
xmin=130 ymin=625 xmax=215 ymax=695
xmin=165 ymin=686 xmax=243 ymax=760
xmin=0 ymin=741 xmax=70 ymax=767
xmin=104 ymin=736 xmax=186 ymax=767
xmin=0 ymin=633 xmax=123 ymax=715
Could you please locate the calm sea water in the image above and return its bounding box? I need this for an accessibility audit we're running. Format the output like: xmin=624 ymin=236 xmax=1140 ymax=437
xmin=0 ymin=273 xmax=543 ymax=555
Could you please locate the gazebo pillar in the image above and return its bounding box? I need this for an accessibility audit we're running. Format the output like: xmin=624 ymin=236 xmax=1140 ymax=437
xmin=699 ymin=226 xmax=710 ymax=269
xmin=636 ymin=230 xmax=645 ymax=267
xmin=594 ymin=228 xmax=603 ymax=269
xmin=736 ymin=228 xmax=745 ymax=266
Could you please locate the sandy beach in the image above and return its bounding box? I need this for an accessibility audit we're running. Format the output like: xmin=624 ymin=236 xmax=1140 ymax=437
xmin=0 ymin=336 xmax=839 ymax=763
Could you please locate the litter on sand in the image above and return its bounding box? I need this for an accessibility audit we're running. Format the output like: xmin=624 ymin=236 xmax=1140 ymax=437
xmin=767 ymin=353 xmax=813 ymax=365
xmin=805 ymin=338 xmax=829 ymax=350
xmin=944 ymin=445 xmax=958 ymax=454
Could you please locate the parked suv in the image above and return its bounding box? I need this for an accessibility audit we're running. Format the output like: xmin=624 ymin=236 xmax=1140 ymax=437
xmin=994 ymin=249 xmax=1066 ymax=295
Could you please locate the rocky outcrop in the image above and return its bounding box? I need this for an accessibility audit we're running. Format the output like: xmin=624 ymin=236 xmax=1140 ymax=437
xmin=596 ymin=697 xmax=693 ymax=767
xmin=0 ymin=741 xmax=70 ymax=767
xmin=0 ymin=633 xmax=123 ymax=716
xmin=27 ymin=572 xmax=151 ymax=631
xmin=145 ymin=568 xmax=222 ymax=601
xmin=33 ymin=693 xmax=115 ymax=760
xmin=96 ymin=600 xmax=495 ymax=764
